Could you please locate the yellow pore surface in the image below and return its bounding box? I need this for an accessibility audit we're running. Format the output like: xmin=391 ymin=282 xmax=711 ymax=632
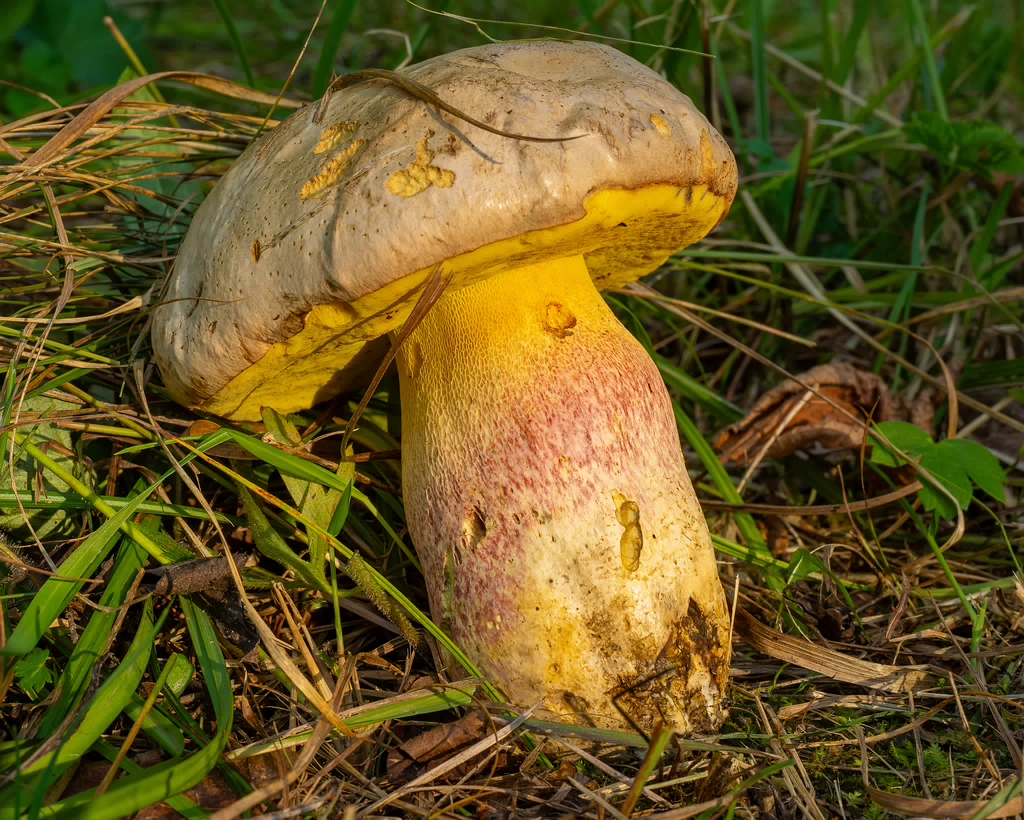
xmin=202 ymin=183 xmax=729 ymax=420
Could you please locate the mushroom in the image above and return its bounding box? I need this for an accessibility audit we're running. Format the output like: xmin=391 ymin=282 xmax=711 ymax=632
xmin=153 ymin=41 xmax=738 ymax=735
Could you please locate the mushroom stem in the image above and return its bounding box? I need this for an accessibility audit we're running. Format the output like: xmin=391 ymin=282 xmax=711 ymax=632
xmin=396 ymin=255 xmax=730 ymax=733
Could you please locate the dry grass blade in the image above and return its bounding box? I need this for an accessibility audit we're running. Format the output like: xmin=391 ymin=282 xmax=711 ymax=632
xmin=568 ymin=776 xmax=630 ymax=820
xmin=624 ymin=285 xmax=814 ymax=346
xmin=16 ymin=71 xmax=300 ymax=172
xmin=318 ymin=68 xmax=585 ymax=143
xmin=753 ymin=696 xmax=825 ymax=819
xmin=555 ymin=737 xmax=669 ymax=807
xmin=2 ymin=296 xmax=145 ymax=325
xmin=272 ymin=583 xmax=334 ymax=702
xmin=700 ymin=481 xmax=923 ymax=515
xmin=210 ymin=662 xmax=359 ymax=820
xmin=642 ymin=794 xmax=737 ymax=819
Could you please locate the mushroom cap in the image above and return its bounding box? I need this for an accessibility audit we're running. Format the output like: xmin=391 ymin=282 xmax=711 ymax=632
xmin=152 ymin=41 xmax=738 ymax=420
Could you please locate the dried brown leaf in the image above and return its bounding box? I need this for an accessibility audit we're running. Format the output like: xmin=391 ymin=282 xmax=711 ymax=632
xmin=866 ymin=785 xmax=1024 ymax=818
xmin=386 ymin=710 xmax=519 ymax=783
xmin=734 ymin=607 xmax=931 ymax=693
xmin=715 ymin=363 xmax=936 ymax=465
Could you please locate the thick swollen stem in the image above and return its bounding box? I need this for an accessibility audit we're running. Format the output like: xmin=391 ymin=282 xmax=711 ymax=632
xmin=396 ymin=256 xmax=730 ymax=734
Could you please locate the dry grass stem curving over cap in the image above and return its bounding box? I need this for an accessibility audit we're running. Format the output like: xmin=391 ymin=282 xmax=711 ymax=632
xmin=153 ymin=40 xmax=739 ymax=735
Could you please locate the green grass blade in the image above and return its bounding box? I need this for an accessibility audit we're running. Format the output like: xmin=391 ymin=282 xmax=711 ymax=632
xmin=711 ymin=533 xmax=788 ymax=573
xmin=229 ymin=683 xmax=479 ymax=759
xmin=122 ymin=653 xmax=194 ymax=758
xmin=656 ymin=354 xmax=744 ymax=423
xmin=312 ymin=0 xmax=357 ymax=98
xmin=219 ymin=427 xmax=416 ymax=566
xmin=5 ymin=599 xmax=159 ymax=790
xmin=835 ymin=2 xmax=872 ymax=86
xmin=1 ymin=492 xmax=149 ymax=657
xmin=210 ymin=0 xmax=255 ymax=86
xmin=0 ymin=491 xmax=240 ymax=523
xmin=748 ymin=0 xmax=770 ymax=148
xmin=906 ymin=0 xmax=948 ymax=119
xmin=235 ymin=481 xmax=332 ymax=594
xmin=33 ymin=602 xmax=236 ymax=820
xmin=92 ymin=739 xmax=206 ymax=820
xmin=13 ymin=439 xmax=193 ymax=565
xmin=38 ymin=538 xmax=149 ymax=735
xmin=971 ymin=181 xmax=1016 ymax=283
xmin=877 ymin=185 xmax=927 ymax=382
xmin=850 ymin=5 xmax=963 ymax=125
xmin=671 ymin=406 xmax=775 ymax=573
xmin=182 ymin=596 xmax=234 ymax=732
xmin=675 ymin=248 xmax=927 ymax=271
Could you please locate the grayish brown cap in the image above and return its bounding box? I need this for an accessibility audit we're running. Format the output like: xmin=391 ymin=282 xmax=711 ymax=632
xmin=152 ymin=41 xmax=737 ymax=419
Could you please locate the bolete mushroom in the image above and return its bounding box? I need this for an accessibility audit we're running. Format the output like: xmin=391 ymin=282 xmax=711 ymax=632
xmin=153 ymin=41 xmax=738 ymax=735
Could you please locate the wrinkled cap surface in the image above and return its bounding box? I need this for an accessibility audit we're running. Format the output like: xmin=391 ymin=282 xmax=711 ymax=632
xmin=153 ymin=41 xmax=738 ymax=419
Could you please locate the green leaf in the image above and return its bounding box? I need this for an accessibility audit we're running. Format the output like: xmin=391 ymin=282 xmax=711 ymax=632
xmin=919 ymin=446 xmax=973 ymax=518
xmin=905 ymin=111 xmax=1024 ymax=179
xmin=868 ymin=421 xmax=934 ymax=467
xmin=234 ymin=481 xmax=330 ymax=595
xmin=260 ymin=407 xmax=303 ymax=448
xmin=786 ymin=548 xmax=827 ymax=585
xmin=939 ymin=440 xmax=1007 ymax=504
xmin=14 ymin=648 xmax=52 ymax=699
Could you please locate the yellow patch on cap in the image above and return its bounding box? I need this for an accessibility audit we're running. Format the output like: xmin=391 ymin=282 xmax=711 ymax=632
xmin=386 ymin=131 xmax=456 ymax=197
xmin=649 ymin=114 xmax=671 ymax=137
xmin=313 ymin=120 xmax=361 ymax=155
xmin=300 ymin=138 xmax=368 ymax=200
